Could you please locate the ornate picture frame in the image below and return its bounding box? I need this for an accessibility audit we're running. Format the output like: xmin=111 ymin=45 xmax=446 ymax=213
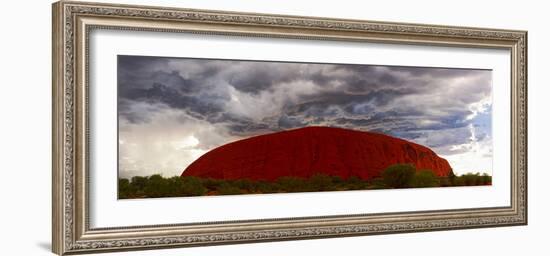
xmin=52 ymin=1 xmax=527 ymax=255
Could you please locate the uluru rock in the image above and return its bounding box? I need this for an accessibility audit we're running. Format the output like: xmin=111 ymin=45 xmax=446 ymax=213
xmin=181 ymin=126 xmax=451 ymax=181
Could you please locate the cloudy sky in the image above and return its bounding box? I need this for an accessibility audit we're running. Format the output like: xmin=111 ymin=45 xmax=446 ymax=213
xmin=118 ymin=55 xmax=492 ymax=178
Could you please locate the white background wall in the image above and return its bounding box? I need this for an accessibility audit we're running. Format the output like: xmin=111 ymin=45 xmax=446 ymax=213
xmin=0 ymin=0 xmax=547 ymax=255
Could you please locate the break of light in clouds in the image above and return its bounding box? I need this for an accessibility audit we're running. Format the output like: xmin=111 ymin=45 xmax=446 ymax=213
xmin=118 ymin=55 xmax=492 ymax=178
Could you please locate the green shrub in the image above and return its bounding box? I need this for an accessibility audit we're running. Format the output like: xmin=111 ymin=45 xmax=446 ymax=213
xmin=130 ymin=176 xmax=148 ymax=191
xmin=481 ymin=173 xmax=492 ymax=185
xmin=233 ymin=179 xmax=255 ymax=192
xmin=256 ymin=181 xmax=280 ymax=193
xmin=462 ymin=173 xmax=475 ymax=186
xmin=411 ymin=170 xmax=439 ymax=188
xmin=143 ymin=174 xmax=170 ymax=197
xmin=439 ymin=177 xmax=451 ymax=187
xmin=448 ymin=172 xmax=492 ymax=186
xmin=180 ymin=176 xmax=207 ymax=196
xmin=347 ymin=176 xmax=362 ymax=184
xmin=118 ymin=178 xmax=132 ymax=198
xmin=453 ymin=176 xmax=466 ymax=186
xmin=118 ymin=169 xmax=492 ymax=199
xmin=448 ymin=169 xmax=456 ymax=184
xmin=344 ymin=176 xmax=368 ymax=190
xmin=308 ymin=173 xmax=334 ymax=191
xmin=202 ymin=178 xmax=223 ymax=191
xmin=166 ymin=176 xmax=184 ymax=196
xmin=277 ymin=176 xmax=306 ymax=192
xmin=382 ymin=164 xmax=416 ymax=188
xmin=331 ymin=176 xmax=344 ymax=184
xmin=216 ymin=183 xmax=243 ymax=195
xmin=367 ymin=178 xmax=388 ymax=189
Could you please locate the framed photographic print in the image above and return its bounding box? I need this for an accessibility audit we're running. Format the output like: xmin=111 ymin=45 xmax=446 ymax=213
xmin=52 ymin=1 xmax=527 ymax=255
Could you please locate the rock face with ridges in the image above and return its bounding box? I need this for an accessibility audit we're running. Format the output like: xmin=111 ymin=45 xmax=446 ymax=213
xmin=181 ymin=126 xmax=452 ymax=181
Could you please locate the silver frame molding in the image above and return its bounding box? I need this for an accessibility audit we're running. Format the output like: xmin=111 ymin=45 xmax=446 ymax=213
xmin=52 ymin=1 xmax=527 ymax=255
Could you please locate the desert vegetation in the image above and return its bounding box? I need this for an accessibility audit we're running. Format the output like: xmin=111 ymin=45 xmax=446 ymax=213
xmin=118 ymin=164 xmax=491 ymax=199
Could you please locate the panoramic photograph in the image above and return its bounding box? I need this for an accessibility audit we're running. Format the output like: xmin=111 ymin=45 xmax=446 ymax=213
xmin=117 ymin=55 xmax=493 ymax=199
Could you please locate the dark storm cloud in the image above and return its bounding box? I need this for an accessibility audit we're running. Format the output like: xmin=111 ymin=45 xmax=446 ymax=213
xmin=118 ymin=55 xmax=492 ymax=153
xmin=226 ymin=63 xmax=299 ymax=93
